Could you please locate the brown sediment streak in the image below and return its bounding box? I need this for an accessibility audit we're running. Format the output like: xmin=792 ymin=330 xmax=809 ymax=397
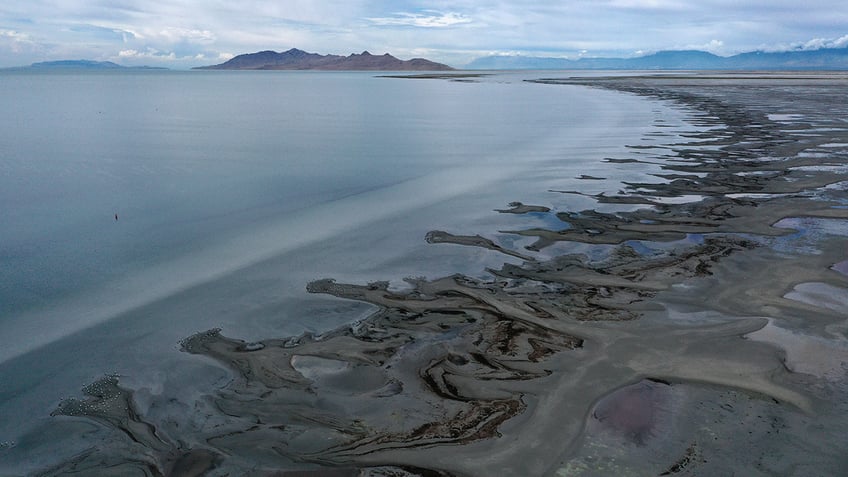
xmin=46 ymin=75 xmax=848 ymax=476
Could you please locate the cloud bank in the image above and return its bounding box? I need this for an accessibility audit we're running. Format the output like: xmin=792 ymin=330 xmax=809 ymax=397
xmin=0 ymin=1 xmax=846 ymax=68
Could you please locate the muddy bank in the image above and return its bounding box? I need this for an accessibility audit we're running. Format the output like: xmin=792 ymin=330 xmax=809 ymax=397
xmin=39 ymin=74 xmax=848 ymax=476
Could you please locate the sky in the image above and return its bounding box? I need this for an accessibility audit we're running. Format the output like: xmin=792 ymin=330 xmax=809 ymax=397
xmin=0 ymin=1 xmax=846 ymax=68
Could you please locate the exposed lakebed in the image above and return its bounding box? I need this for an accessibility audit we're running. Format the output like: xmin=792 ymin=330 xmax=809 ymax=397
xmin=15 ymin=73 xmax=848 ymax=476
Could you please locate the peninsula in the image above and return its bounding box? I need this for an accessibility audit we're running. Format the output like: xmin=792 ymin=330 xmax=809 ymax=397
xmin=195 ymin=48 xmax=453 ymax=71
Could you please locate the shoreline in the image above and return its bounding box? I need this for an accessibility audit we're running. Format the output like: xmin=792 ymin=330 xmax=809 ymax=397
xmin=34 ymin=74 xmax=848 ymax=476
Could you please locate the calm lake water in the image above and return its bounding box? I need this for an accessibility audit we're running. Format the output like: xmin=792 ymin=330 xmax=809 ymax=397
xmin=0 ymin=70 xmax=682 ymax=471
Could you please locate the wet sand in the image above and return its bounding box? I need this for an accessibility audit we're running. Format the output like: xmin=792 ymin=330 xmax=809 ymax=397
xmin=39 ymin=74 xmax=848 ymax=476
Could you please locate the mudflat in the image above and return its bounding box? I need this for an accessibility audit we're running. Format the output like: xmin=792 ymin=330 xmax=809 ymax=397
xmin=44 ymin=74 xmax=848 ymax=476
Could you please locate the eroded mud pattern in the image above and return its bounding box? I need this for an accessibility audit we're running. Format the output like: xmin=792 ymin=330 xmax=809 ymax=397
xmin=42 ymin=76 xmax=848 ymax=476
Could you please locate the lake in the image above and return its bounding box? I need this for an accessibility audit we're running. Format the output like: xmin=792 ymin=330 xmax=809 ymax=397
xmin=0 ymin=70 xmax=691 ymax=473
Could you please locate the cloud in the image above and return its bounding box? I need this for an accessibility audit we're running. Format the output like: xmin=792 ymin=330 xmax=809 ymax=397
xmin=0 ymin=28 xmax=40 ymax=55
xmin=368 ymin=11 xmax=471 ymax=28
xmin=757 ymin=34 xmax=848 ymax=53
xmin=607 ymin=0 xmax=689 ymax=10
xmin=799 ymin=34 xmax=848 ymax=50
xmin=0 ymin=29 xmax=30 ymax=41
xmin=113 ymin=45 xmax=238 ymax=66
xmin=104 ymin=25 xmax=218 ymax=66
xmin=117 ymin=28 xmax=138 ymax=42
xmin=681 ymin=39 xmax=725 ymax=53
xmin=117 ymin=47 xmax=176 ymax=61
xmin=152 ymin=27 xmax=216 ymax=44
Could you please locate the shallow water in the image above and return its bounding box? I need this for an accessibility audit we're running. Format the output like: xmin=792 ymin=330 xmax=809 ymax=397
xmin=0 ymin=70 xmax=690 ymax=472
xmin=0 ymin=71 xmax=670 ymax=356
xmin=7 ymin=72 xmax=844 ymax=476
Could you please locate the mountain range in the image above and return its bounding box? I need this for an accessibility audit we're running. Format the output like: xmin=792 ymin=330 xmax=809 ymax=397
xmin=196 ymin=48 xmax=453 ymax=71
xmin=25 ymin=60 xmax=167 ymax=70
xmin=12 ymin=46 xmax=848 ymax=72
xmin=465 ymin=47 xmax=848 ymax=70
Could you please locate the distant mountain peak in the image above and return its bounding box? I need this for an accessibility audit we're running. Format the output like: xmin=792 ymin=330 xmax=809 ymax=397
xmin=195 ymin=48 xmax=453 ymax=71
xmin=466 ymin=47 xmax=848 ymax=70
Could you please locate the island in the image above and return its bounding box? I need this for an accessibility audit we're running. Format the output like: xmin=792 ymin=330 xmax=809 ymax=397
xmin=194 ymin=48 xmax=454 ymax=71
xmin=26 ymin=60 xmax=168 ymax=70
